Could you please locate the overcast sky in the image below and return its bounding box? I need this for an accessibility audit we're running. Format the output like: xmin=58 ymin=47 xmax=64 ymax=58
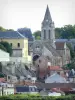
xmin=0 ymin=0 xmax=75 ymax=32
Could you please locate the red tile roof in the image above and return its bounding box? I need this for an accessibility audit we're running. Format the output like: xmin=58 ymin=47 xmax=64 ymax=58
xmin=55 ymin=42 xmax=65 ymax=50
xmin=51 ymin=88 xmax=72 ymax=92
xmin=48 ymin=66 xmax=63 ymax=71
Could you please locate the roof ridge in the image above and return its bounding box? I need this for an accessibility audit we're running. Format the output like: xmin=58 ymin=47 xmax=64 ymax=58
xmin=17 ymin=31 xmax=26 ymax=38
xmin=44 ymin=42 xmax=61 ymax=57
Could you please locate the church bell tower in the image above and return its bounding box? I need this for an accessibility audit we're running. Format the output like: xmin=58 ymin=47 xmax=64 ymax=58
xmin=41 ymin=5 xmax=55 ymax=48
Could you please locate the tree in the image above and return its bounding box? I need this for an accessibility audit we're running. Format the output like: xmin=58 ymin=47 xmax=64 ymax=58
xmin=0 ymin=26 xmax=6 ymax=31
xmin=66 ymin=58 xmax=75 ymax=70
xmin=0 ymin=26 xmax=14 ymax=32
xmin=55 ymin=28 xmax=62 ymax=39
xmin=33 ymin=31 xmax=41 ymax=40
xmin=7 ymin=29 xmax=14 ymax=31
xmin=55 ymin=25 xmax=75 ymax=39
xmin=0 ymin=41 xmax=12 ymax=56
xmin=0 ymin=44 xmax=7 ymax=52
xmin=67 ymin=43 xmax=75 ymax=59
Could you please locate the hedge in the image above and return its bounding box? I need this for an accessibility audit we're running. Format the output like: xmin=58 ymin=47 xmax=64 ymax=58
xmin=0 ymin=94 xmax=75 ymax=100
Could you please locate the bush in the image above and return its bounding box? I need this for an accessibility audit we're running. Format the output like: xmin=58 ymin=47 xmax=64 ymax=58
xmin=0 ymin=94 xmax=75 ymax=100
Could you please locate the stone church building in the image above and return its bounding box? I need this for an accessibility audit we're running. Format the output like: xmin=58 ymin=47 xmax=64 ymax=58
xmin=28 ymin=5 xmax=70 ymax=79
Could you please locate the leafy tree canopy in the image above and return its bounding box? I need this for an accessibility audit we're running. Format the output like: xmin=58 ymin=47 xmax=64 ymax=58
xmin=0 ymin=44 xmax=7 ymax=51
xmin=55 ymin=25 xmax=75 ymax=39
xmin=0 ymin=41 xmax=12 ymax=56
xmin=33 ymin=30 xmax=41 ymax=40
xmin=67 ymin=43 xmax=75 ymax=59
xmin=0 ymin=26 xmax=14 ymax=32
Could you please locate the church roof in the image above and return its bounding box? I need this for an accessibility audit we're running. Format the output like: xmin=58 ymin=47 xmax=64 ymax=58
xmin=0 ymin=31 xmax=25 ymax=39
xmin=17 ymin=28 xmax=33 ymax=41
xmin=43 ymin=5 xmax=52 ymax=23
xmin=44 ymin=42 xmax=61 ymax=57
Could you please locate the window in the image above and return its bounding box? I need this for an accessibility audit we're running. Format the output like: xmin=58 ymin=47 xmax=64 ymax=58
xmin=17 ymin=43 xmax=20 ymax=47
xmin=44 ymin=30 xmax=46 ymax=39
xmin=49 ymin=30 xmax=50 ymax=39
xmin=10 ymin=43 xmax=12 ymax=47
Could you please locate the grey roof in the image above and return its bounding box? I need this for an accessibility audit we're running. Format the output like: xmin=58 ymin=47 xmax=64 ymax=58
xmin=56 ymin=39 xmax=75 ymax=43
xmin=0 ymin=31 xmax=25 ymax=39
xmin=43 ymin=42 xmax=61 ymax=57
xmin=43 ymin=5 xmax=52 ymax=23
xmin=17 ymin=28 xmax=33 ymax=41
xmin=2 ymin=65 xmax=14 ymax=76
xmin=56 ymin=39 xmax=71 ymax=43
xmin=32 ymin=40 xmax=61 ymax=57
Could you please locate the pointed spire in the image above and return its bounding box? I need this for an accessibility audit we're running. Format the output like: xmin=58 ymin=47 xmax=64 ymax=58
xmin=43 ymin=5 xmax=52 ymax=22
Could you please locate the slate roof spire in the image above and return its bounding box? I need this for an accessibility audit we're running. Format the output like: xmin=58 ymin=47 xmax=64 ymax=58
xmin=43 ymin=5 xmax=52 ymax=22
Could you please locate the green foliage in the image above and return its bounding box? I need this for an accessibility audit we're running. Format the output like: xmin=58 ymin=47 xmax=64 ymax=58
xmin=33 ymin=25 xmax=75 ymax=39
xmin=7 ymin=29 xmax=14 ymax=31
xmin=0 ymin=41 xmax=12 ymax=56
xmin=55 ymin=25 xmax=75 ymax=39
xmin=0 ymin=94 xmax=75 ymax=100
xmin=0 ymin=26 xmax=14 ymax=32
xmin=0 ymin=44 xmax=7 ymax=52
xmin=37 ymin=36 xmax=41 ymax=40
xmin=33 ymin=31 xmax=41 ymax=40
xmin=67 ymin=58 xmax=75 ymax=70
xmin=67 ymin=43 xmax=75 ymax=59
xmin=55 ymin=28 xmax=62 ymax=39
xmin=0 ymin=26 xmax=6 ymax=31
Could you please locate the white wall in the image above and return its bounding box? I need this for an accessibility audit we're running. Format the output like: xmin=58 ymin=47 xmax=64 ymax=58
xmin=0 ymin=49 xmax=9 ymax=62
xmin=3 ymin=87 xmax=14 ymax=95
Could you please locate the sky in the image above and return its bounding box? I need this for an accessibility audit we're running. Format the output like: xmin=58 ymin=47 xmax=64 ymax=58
xmin=0 ymin=0 xmax=75 ymax=32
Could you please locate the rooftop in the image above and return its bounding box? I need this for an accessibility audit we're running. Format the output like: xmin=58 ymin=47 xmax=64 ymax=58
xmin=0 ymin=31 xmax=25 ymax=39
xmin=17 ymin=28 xmax=33 ymax=41
xmin=48 ymin=66 xmax=63 ymax=71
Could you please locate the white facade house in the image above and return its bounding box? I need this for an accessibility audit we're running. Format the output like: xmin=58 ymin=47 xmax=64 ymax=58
xmin=45 ymin=73 xmax=67 ymax=83
xmin=0 ymin=87 xmax=14 ymax=96
xmin=3 ymin=87 xmax=14 ymax=95
xmin=0 ymin=49 xmax=10 ymax=62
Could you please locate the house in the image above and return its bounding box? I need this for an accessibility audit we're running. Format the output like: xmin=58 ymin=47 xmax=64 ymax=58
xmin=17 ymin=28 xmax=33 ymax=41
xmin=0 ymin=82 xmax=14 ymax=96
xmin=45 ymin=73 xmax=67 ymax=83
xmin=2 ymin=87 xmax=14 ymax=95
xmin=47 ymin=66 xmax=63 ymax=75
xmin=68 ymin=69 xmax=75 ymax=82
xmin=0 ymin=31 xmax=32 ymax=63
